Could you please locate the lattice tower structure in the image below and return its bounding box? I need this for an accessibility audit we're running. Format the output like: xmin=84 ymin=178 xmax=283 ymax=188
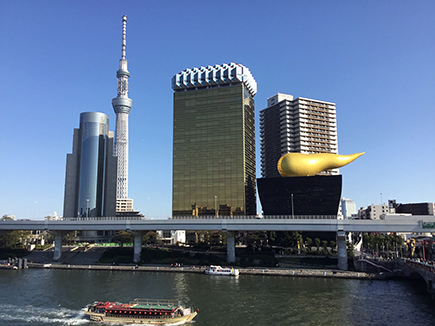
xmin=112 ymin=15 xmax=133 ymax=200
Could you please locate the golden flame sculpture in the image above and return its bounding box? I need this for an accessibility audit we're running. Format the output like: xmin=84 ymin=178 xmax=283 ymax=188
xmin=277 ymin=152 xmax=365 ymax=177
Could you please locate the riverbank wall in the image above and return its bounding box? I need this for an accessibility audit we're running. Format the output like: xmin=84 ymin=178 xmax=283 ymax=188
xmin=25 ymin=263 xmax=384 ymax=280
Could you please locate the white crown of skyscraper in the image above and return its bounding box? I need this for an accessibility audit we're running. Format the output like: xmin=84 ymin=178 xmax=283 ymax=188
xmin=172 ymin=62 xmax=257 ymax=97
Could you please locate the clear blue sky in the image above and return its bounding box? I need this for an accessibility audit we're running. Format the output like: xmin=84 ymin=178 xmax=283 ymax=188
xmin=1 ymin=1 xmax=434 ymax=219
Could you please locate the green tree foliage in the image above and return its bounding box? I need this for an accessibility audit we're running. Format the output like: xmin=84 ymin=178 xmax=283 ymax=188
xmin=315 ymin=238 xmax=321 ymax=251
xmin=142 ymin=231 xmax=159 ymax=245
xmin=210 ymin=231 xmax=224 ymax=246
xmin=0 ymin=231 xmax=31 ymax=248
xmin=239 ymin=231 xmax=268 ymax=250
xmin=329 ymin=240 xmax=336 ymax=249
xmin=114 ymin=231 xmax=134 ymax=247
xmin=347 ymin=241 xmax=355 ymax=257
xmin=62 ymin=231 xmax=77 ymax=244
xmin=271 ymin=231 xmax=301 ymax=248
xmin=268 ymin=231 xmax=277 ymax=243
xmin=305 ymin=237 xmax=313 ymax=247
xmin=363 ymin=233 xmax=404 ymax=253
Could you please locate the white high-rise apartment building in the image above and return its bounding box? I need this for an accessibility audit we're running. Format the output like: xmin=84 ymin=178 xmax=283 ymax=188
xmin=260 ymin=93 xmax=338 ymax=178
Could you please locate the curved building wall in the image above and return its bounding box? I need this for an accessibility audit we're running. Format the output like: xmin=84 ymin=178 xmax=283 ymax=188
xmin=77 ymin=112 xmax=109 ymax=217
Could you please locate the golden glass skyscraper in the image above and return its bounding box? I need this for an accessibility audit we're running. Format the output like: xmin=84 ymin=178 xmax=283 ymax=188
xmin=172 ymin=63 xmax=257 ymax=217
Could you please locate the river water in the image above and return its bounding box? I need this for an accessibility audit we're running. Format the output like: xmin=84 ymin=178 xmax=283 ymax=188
xmin=0 ymin=269 xmax=434 ymax=325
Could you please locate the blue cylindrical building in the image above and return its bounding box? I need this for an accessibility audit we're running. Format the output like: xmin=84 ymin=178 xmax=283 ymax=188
xmin=77 ymin=112 xmax=110 ymax=217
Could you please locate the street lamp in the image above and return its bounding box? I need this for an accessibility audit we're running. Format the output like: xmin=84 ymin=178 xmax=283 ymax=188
xmin=86 ymin=198 xmax=89 ymax=217
xmin=147 ymin=197 xmax=150 ymax=218
xmin=291 ymin=194 xmax=294 ymax=218
xmin=215 ymin=196 xmax=217 ymax=217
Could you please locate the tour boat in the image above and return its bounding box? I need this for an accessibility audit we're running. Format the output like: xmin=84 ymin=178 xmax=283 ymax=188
xmin=84 ymin=298 xmax=198 ymax=324
xmin=204 ymin=265 xmax=239 ymax=276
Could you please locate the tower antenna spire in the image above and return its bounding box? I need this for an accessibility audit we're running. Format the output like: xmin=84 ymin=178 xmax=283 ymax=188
xmin=121 ymin=15 xmax=127 ymax=60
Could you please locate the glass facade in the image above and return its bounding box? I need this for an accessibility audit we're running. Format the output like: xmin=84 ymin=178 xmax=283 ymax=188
xmin=173 ymin=84 xmax=256 ymax=217
xmin=77 ymin=112 xmax=110 ymax=217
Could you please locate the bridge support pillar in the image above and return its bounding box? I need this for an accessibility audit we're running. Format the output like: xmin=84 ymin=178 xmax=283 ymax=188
xmin=52 ymin=231 xmax=64 ymax=261
xmin=226 ymin=231 xmax=236 ymax=263
xmin=337 ymin=231 xmax=348 ymax=271
xmin=130 ymin=232 xmax=144 ymax=263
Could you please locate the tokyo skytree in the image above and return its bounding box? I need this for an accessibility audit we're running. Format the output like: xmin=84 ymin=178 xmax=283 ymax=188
xmin=112 ymin=15 xmax=133 ymax=201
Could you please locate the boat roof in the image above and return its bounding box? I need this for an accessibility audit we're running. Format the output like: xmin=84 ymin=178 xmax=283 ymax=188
xmin=131 ymin=298 xmax=180 ymax=309
xmin=95 ymin=298 xmax=181 ymax=311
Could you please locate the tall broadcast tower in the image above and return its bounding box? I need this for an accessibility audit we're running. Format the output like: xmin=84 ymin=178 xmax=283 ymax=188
xmin=112 ymin=15 xmax=133 ymax=211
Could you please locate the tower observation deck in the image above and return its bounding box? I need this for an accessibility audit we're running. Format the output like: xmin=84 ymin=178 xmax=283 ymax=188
xmin=112 ymin=15 xmax=133 ymax=203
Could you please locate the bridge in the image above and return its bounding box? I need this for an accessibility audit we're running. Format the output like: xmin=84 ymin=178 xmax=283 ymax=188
xmin=401 ymin=259 xmax=435 ymax=298
xmin=1 ymin=215 xmax=435 ymax=270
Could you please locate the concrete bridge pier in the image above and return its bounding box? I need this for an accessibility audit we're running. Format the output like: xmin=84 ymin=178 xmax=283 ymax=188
xmin=337 ymin=231 xmax=348 ymax=271
xmin=51 ymin=231 xmax=64 ymax=261
xmin=130 ymin=231 xmax=145 ymax=263
xmin=226 ymin=231 xmax=236 ymax=263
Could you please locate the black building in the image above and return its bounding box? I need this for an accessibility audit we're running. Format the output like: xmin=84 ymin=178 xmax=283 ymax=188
xmin=257 ymin=175 xmax=342 ymax=216
xmin=389 ymin=200 xmax=435 ymax=215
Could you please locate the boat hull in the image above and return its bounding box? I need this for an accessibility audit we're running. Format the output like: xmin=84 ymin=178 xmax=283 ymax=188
xmin=204 ymin=270 xmax=239 ymax=276
xmin=84 ymin=310 xmax=198 ymax=324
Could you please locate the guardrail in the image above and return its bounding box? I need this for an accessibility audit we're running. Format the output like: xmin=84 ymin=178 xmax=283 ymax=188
xmin=172 ymin=215 xmax=338 ymax=220
xmin=39 ymin=215 xmax=339 ymax=221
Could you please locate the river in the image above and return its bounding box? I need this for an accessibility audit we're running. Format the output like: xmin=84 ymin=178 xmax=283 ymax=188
xmin=0 ymin=269 xmax=434 ymax=325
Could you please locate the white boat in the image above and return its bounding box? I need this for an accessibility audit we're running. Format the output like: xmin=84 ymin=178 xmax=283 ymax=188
xmin=204 ymin=265 xmax=239 ymax=276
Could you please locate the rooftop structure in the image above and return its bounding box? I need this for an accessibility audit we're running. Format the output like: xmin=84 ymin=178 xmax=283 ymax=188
xmin=172 ymin=62 xmax=257 ymax=97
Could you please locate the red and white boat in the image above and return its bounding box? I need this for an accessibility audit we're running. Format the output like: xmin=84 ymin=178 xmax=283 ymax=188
xmin=84 ymin=298 xmax=198 ymax=324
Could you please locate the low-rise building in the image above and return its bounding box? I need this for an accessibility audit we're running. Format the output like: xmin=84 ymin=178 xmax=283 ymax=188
xmin=157 ymin=230 xmax=186 ymax=245
xmin=358 ymin=204 xmax=392 ymax=220
xmin=389 ymin=200 xmax=435 ymax=215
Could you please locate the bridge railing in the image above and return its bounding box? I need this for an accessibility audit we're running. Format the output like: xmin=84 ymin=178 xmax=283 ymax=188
xmin=404 ymin=258 xmax=435 ymax=273
xmin=171 ymin=215 xmax=338 ymax=220
xmin=49 ymin=215 xmax=338 ymax=221
xmin=62 ymin=216 xmax=145 ymax=221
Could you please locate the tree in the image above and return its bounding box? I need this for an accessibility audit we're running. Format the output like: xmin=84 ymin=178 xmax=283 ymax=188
xmin=114 ymin=231 xmax=134 ymax=247
xmin=347 ymin=241 xmax=355 ymax=257
xmin=305 ymin=237 xmax=313 ymax=253
xmin=315 ymin=238 xmax=321 ymax=252
xmin=210 ymin=231 xmax=223 ymax=246
xmin=142 ymin=231 xmax=159 ymax=245
xmin=243 ymin=232 xmax=260 ymax=251
xmin=0 ymin=231 xmax=31 ymax=248
xmin=268 ymin=231 xmax=277 ymax=243
xmin=305 ymin=237 xmax=313 ymax=247
xmin=296 ymin=233 xmax=303 ymax=253
xmin=329 ymin=240 xmax=336 ymax=251
xmin=63 ymin=231 xmax=77 ymax=244
xmin=279 ymin=232 xmax=294 ymax=248
xmin=322 ymin=240 xmax=328 ymax=253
